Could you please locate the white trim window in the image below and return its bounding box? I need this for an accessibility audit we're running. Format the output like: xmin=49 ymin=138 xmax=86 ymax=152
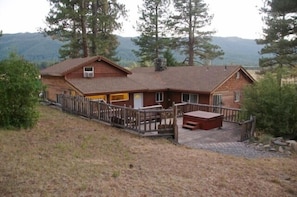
xmin=155 ymin=92 xmax=164 ymax=102
xmin=83 ymin=66 xmax=94 ymax=78
xmin=182 ymin=93 xmax=198 ymax=103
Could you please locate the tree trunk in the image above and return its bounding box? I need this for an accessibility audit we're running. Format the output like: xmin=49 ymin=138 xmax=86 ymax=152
xmin=155 ymin=3 xmax=159 ymax=59
xmin=91 ymin=0 xmax=99 ymax=56
xmin=80 ymin=0 xmax=88 ymax=57
xmin=188 ymin=0 xmax=194 ymax=66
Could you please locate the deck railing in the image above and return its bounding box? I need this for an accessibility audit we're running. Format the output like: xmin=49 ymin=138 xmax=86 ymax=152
xmin=59 ymin=95 xmax=175 ymax=137
xmin=57 ymin=95 xmax=254 ymax=140
xmin=174 ymin=102 xmax=248 ymax=123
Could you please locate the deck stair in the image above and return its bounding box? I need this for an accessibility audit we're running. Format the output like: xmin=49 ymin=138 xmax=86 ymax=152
xmin=182 ymin=121 xmax=200 ymax=130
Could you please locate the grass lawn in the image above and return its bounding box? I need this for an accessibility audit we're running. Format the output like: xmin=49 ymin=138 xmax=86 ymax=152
xmin=0 ymin=105 xmax=296 ymax=196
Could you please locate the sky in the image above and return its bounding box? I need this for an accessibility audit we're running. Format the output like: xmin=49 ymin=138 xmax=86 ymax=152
xmin=0 ymin=0 xmax=264 ymax=39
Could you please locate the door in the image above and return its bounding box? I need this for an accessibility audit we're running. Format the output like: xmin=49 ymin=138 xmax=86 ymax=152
xmin=134 ymin=93 xmax=143 ymax=109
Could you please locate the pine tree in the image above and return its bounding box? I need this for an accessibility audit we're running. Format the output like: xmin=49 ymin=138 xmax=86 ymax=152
xmin=163 ymin=49 xmax=178 ymax=66
xmin=169 ymin=0 xmax=223 ymax=66
xmin=257 ymin=0 xmax=297 ymax=69
xmin=45 ymin=0 xmax=126 ymax=60
xmin=132 ymin=0 xmax=171 ymax=64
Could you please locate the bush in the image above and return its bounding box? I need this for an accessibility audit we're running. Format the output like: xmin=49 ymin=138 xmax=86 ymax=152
xmin=0 ymin=53 xmax=43 ymax=129
xmin=242 ymin=71 xmax=297 ymax=139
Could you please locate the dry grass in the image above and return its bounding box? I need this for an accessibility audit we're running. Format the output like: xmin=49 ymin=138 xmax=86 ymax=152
xmin=0 ymin=105 xmax=296 ymax=197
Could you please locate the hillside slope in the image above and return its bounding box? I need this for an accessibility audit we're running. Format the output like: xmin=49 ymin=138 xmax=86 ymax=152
xmin=0 ymin=105 xmax=296 ymax=196
xmin=0 ymin=33 xmax=262 ymax=67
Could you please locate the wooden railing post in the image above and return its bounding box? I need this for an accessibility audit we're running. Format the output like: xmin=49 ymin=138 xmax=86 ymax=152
xmin=123 ymin=104 xmax=127 ymax=126
xmin=173 ymin=102 xmax=178 ymax=143
xmin=137 ymin=111 xmax=141 ymax=133
xmin=251 ymin=116 xmax=256 ymax=137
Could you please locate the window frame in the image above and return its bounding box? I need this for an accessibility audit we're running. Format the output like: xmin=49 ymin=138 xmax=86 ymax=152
xmin=213 ymin=94 xmax=222 ymax=106
xmin=155 ymin=92 xmax=164 ymax=103
xmin=182 ymin=93 xmax=199 ymax=103
xmin=110 ymin=93 xmax=129 ymax=102
xmin=86 ymin=95 xmax=107 ymax=101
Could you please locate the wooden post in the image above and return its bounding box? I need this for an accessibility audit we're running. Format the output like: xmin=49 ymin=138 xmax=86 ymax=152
xmin=98 ymin=100 xmax=101 ymax=120
xmin=251 ymin=116 xmax=256 ymax=137
xmin=123 ymin=104 xmax=127 ymax=126
xmin=137 ymin=111 xmax=141 ymax=133
xmin=87 ymin=98 xmax=91 ymax=118
xmin=173 ymin=103 xmax=178 ymax=143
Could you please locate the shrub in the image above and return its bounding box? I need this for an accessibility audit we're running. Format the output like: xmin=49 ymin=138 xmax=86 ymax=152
xmin=242 ymin=71 xmax=297 ymax=139
xmin=0 ymin=53 xmax=43 ymax=129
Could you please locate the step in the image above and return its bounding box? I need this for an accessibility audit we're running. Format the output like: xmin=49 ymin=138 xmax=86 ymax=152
xmin=182 ymin=124 xmax=199 ymax=130
xmin=185 ymin=121 xmax=198 ymax=126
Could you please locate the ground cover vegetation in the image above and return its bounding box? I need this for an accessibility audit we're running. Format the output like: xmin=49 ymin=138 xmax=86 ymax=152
xmin=0 ymin=105 xmax=296 ymax=196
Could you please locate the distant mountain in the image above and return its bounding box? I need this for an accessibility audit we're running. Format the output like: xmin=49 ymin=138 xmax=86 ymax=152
xmin=0 ymin=33 xmax=262 ymax=67
xmin=0 ymin=33 xmax=62 ymax=64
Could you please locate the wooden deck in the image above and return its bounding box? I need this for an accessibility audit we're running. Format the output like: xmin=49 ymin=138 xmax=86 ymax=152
xmin=58 ymin=95 xmax=253 ymax=140
xmin=177 ymin=118 xmax=243 ymax=144
xmin=128 ymin=117 xmax=244 ymax=144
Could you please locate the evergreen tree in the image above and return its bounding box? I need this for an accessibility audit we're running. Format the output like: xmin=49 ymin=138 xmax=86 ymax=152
xmin=132 ymin=0 xmax=171 ymax=64
xmin=169 ymin=0 xmax=223 ymax=66
xmin=257 ymin=0 xmax=297 ymax=69
xmin=45 ymin=0 xmax=126 ymax=60
xmin=163 ymin=49 xmax=178 ymax=66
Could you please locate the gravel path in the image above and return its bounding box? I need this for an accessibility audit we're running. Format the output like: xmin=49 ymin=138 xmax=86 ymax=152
xmin=177 ymin=120 xmax=286 ymax=158
xmin=183 ymin=141 xmax=285 ymax=158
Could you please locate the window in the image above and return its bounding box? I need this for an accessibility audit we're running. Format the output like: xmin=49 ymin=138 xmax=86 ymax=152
xmin=155 ymin=92 xmax=164 ymax=102
xmin=234 ymin=91 xmax=241 ymax=102
xmin=110 ymin=93 xmax=129 ymax=102
xmin=182 ymin=93 xmax=198 ymax=103
xmin=70 ymin=90 xmax=76 ymax=96
xmin=83 ymin=66 xmax=94 ymax=78
xmin=213 ymin=94 xmax=222 ymax=106
xmin=86 ymin=95 xmax=107 ymax=101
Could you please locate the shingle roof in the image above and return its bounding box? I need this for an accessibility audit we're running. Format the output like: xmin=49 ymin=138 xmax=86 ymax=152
xmin=67 ymin=77 xmax=147 ymax=95
xmin=40 ymin=56 xmax=131 ymax=76
xmin=43 ymin=57 xmax=254 ymax=95
xmin=129 ymin=65 xmax=253 ymax=93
